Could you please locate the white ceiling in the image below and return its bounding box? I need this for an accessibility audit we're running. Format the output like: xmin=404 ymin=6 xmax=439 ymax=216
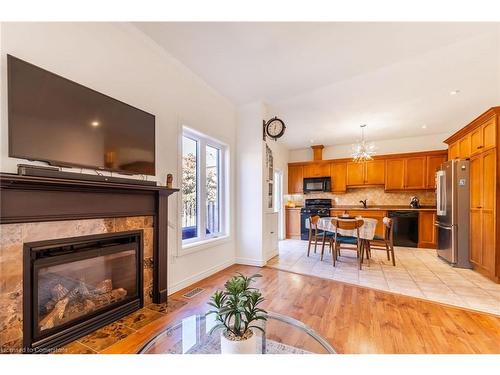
xmin=133 ymin=22 xmax=500 ymax=149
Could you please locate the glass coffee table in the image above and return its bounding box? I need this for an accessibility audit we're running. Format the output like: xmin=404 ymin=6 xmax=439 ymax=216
xmin=138 ymin=311 xmax=336 ymax=354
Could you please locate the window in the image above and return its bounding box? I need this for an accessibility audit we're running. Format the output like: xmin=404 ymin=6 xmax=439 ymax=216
xmin=181 ymin=128 xmax=227 ymax=245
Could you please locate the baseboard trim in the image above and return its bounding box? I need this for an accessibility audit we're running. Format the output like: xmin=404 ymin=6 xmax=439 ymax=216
xmin=168 ymin=259 xmax=235 ymax=295
xmin=265 ymin=249 xmax=278 ymax=262
xmin=235 ymin=257 xmax=266 ymax=267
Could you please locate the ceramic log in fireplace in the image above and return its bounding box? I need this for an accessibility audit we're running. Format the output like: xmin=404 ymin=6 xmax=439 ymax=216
xmin=23 ymin=231 xmax=143 ymax=352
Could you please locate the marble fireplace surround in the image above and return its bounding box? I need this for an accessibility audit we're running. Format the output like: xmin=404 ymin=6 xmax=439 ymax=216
xmin=0 ymin=173 xmax=178 ymax=352
xmin=0 ymin=216 xmax=153 ymax=351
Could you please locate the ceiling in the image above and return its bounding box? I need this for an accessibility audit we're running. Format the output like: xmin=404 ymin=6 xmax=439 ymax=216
xmin=133 ymin=22 xmax=500 ymax=149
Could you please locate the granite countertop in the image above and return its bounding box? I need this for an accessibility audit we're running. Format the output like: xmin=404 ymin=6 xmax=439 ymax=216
xmin=286 ymin=206 xmax=436 ymax=211
xmin=330 ymin=206 xmax=436 ymax=211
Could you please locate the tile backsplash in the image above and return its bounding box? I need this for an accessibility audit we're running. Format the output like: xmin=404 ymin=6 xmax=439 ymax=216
xmin=287 ymin=187 xmax=436 ymax=207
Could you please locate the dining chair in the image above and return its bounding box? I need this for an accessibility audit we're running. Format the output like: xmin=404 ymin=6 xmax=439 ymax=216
xmin=366 ymin=217 xmax=395 ymax=266
xmin=307 ymin=215 xmax=322 ymax=257
xmin=330 ymin=218 xmax=365 ymax=269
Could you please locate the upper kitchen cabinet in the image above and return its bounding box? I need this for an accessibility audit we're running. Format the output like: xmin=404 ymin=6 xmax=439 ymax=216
xmin=385 ymin=151 xmax=446 ymax=191
xmin=346 ymin=162 xmax=365 ymax=186
xmin=346 ymin=159 xmax=385 ymax=186
xmin=288 ymin=150 xmax=447 ymax=194
xmin=385 ymin=158 xmax=405 ymax=190
xmin=482 ymin=117 xmax=497 ymax=151
xmin=426 ymin=154 xmax=447 ymax=189
xmin=405 ymin=156 xmax=427 ymax=189
xmin=330 ymin=162 xmax=347 ymax=193
xmin=469 ymin=115 xmax=496 ymax=156
xmin=458 ymin=134 xmax=471 ymax=159
xmin=303 ymin=162 xmax=330 ymax=178
xmin=288 ymin=165 xmax=303 ymax=194
xmin=365 ymin=160 xmax=385 ymax=185
xmin=446 ymin=132 xmax=472 ymax=160
xmin=448 ymin=141 xmax=459 ymax=160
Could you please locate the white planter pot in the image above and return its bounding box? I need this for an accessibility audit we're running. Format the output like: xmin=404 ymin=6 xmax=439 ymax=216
xmin=220 ymin=330 xmax=258 ymax=354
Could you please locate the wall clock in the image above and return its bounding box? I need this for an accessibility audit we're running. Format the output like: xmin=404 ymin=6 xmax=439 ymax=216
xmin=264 ymin=117 xmax=286 ymax=141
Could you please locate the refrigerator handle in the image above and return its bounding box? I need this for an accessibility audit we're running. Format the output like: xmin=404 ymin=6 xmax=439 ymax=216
xmin=436 ymin=170 xmax=446 ymax=216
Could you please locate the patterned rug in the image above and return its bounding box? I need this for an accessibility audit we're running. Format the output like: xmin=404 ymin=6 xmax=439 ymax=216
xmin=161 ymin=332 xmax=312 ymax=354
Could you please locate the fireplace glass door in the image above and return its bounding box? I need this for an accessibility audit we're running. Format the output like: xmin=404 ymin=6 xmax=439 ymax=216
xmin=36 ymin=249 xmax=137 ymax=334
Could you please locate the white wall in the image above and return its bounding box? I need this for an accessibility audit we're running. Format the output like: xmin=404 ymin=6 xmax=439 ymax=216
xmin=235 ymin=102 xmax=290 ymax=265
xmin=0 ymin=22 xmax=237 ymax=293
xmin=288 ymin=132 xmax=450 ymax=162
xmin=498 ymin=24 xmax=500 ymax=103
xmin=235 ymin=102 xmax=265 ymax=266
xmin=262 ymin=105 xmax=289 ymax=258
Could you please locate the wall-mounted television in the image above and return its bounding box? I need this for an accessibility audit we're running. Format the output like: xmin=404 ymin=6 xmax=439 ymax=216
xmin=7 ymin=55 xmax=156 ymax=176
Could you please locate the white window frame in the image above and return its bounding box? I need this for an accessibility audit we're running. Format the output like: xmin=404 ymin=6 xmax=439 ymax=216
xmin=180 ymin=126 xmax=228 ymax=250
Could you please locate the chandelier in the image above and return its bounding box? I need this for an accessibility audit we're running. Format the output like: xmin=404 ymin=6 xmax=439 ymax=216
xmin=352 ymin=124 xmax=376 ymax=162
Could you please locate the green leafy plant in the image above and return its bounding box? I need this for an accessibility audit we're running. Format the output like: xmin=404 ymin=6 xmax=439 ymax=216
xmin=206 ymin=273 xmax=267 ymax=339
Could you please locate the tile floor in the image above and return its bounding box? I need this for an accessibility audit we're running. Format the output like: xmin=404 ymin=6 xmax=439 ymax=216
xmin=58 ymin=299 xmax=188 ymax=353
xmin=267 ymin=240 xmax=500 ymax=316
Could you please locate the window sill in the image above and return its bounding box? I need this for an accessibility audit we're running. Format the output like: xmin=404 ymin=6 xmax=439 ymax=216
xmin=179 ymin=235 xmax=231 ymax=256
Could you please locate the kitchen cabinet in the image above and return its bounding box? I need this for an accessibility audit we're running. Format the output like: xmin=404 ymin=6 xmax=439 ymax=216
xmin=448 ymin=142 xmax=459 ymax=160
xmin=385 ymin=156 xmax=431 ymax=191
xmin=470 ymin=209 xmax=482 ymax=265
xmin=346 ymin=162 xmax=365 ymax=186
xmin=426 ymin=154 xmax=447 ymax=189
xmin=346 ymin=160 xmax=385 ymax=186
xmin=385 ymin=159 xmax=406 ymax=190
xmin=285 ymin=208 xmax=301 ymax=239
xmin=482 ymin=118 xmax=496 ymax=151
xmin=405 ymin=157 xmax=427 ymax=190
xmin=330 ymin=210 xmax=347 ymax=217
xmin=445 ymin=106 xmax=499 ymax=282
xmin=288 ymin=165 xmax=303 ymax=194
xmin=303 ymin=163 xmax=330 ymax=178
xmin=418 ymin=211 xmax=437 ymax=248
xmin=330 ymin=162 xmax=347 ymax=193
xmin=458 ymin=134 xmax=471 ymax=159
xmin=288 ymin=150 xmax=447 ymax=195
xmin=365 ymin=160 xmax=385 ymax=185
xmin=469 ymin=151 xmax=496 ymax=271
xmin=470 ymin=117 xmax=496 ymax=156
xmin=470 ymin=127 xmax=482 ymax=156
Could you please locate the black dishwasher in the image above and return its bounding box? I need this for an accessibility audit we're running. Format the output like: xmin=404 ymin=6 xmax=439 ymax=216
xmin=388 ymin=211 xmax=419 ymax=247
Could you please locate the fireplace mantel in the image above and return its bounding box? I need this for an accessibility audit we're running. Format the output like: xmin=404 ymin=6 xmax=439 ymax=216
xmin=0 ymin=172 xmax=178 ymax=304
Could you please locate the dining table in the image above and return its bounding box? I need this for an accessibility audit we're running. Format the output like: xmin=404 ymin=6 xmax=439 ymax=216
xmin=315 ymin=216 xmax=378 ymax=240
xmin=310 ymin=216 xmax=379 ymax=267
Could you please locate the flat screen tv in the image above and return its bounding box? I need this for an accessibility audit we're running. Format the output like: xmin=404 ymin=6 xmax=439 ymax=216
xmin=7 ymin=55 xmax=155 ymax=175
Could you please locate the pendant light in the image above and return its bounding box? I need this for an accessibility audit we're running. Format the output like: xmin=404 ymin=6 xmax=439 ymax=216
xmin=352 ymin=124 xmax=376 ymax=162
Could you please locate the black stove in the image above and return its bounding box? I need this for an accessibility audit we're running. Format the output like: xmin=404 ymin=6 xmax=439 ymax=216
xmin=300 ymin=199 xmax=332 ymax=240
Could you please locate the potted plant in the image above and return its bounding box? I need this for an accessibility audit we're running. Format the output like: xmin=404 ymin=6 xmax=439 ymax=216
xmin=207 ymin=273 xmax=267 ymax=354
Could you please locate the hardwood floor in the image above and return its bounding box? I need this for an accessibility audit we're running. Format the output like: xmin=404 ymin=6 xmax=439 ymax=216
xmin=268 ymin=240 xmax=500 ymax=315
xmin=103 ymin=265 xmax=500 ymax=354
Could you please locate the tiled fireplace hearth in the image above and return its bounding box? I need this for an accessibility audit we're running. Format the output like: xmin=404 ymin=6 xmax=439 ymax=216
xmin=1 ymin=216 xmax=153 ymax=352
xmin=0 ymin=173 xmax=178 ymax=353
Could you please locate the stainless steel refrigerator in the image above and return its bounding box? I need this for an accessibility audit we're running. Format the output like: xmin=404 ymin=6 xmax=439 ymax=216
xmin=435 ymin=159 xmax=472 ymax=268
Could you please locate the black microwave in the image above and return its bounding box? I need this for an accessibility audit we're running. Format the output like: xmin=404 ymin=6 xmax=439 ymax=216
xmin=303 ymin=177 xmax=331 ymax=193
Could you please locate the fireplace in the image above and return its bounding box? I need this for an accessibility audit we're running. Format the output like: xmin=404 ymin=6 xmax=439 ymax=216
xmin=23 ymin=231 xmax=143 ymax=352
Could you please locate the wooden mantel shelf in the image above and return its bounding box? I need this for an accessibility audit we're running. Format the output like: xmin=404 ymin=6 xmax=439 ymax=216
xmin=0 ymin=172 xmax=179 ymax=193
xmin=0 ymin=172 xmax=179 ymax=303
